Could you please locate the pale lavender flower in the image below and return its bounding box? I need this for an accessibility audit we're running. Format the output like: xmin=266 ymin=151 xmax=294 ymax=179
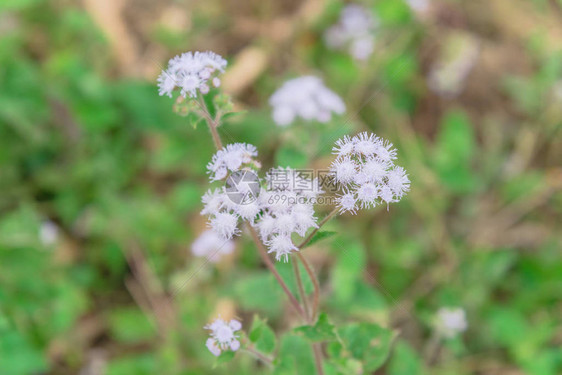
xmin=207 ymin=143 xmax=258 ymax=181
xmin=191 ymin=229 xmax=235 ymax=262
xmin=330 ymin=132 xmax=410 ymax=212
xmin=39 ymin=220 xmax=59 ymax=246
xmin=210 ymin=212 xmax=241 ymax=240
xmin=254 ymin=167 xmax=322 ymax=261
xmin=205 ymin=318 xmax=242 ymax=356
xmin=324 ymin=4 xmax=378 ymax=61
xmin=269 ymin=76 xmax=345 ymax=126
xmin=435 ymin=307 xmax=468 ymax=338
xmin=157 ymin=51 xmax=227 ymax=98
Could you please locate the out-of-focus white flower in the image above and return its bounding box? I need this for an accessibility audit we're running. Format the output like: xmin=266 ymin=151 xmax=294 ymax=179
xmin=205 ymin=318 xmax=242 ymax=356
xmin=427 ymin=34 xmax=479 ymax=98
xmin=157 ymin=51 xmax=227 ymax=98
xmin=324 ymin=4 xmax=378 ymax=61
xmin=40 ymin=221 xmax=59 ymax=246
xmin=207 ymin=143 xmax=258 ymax=181
xmin=191 ymin=229 xmax=235 ymax=262
xmin=269 ymin=76 xmax=345 ymax=126
xmin=435 ymin=307 xmax=468 ymax=338
xmin=330 ymin=132 xmax=410 ymax=212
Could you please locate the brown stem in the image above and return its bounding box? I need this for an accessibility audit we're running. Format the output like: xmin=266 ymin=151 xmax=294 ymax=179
xmin=294 ymin=207 xmax=338 ymax=320
xmin=242 ymin=347 xmax=273 ymax=368
xmin=247 ymin=224 xmax=307 ymax=319
xmin=207 ymin=119 xmax=223 ymax=149
xmin=297 ymin=207 xmax=338 ymax=249
xmin=196 ymin=96 xmax=223 ymax=149
xmin=296 ymin=252 xmax=320 ymax=321
xmin=312 ymin=343 xmax=325 ymax=375
xmin=292 ymin=259 xmax=311 ymax=321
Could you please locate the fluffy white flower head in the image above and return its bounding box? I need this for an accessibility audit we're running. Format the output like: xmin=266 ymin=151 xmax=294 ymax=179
xmin=207 ymin=143 xmax=258 ymax=181
xmin=209 ymin=212 xmax=240 ymax=240
xmin=330 ymin=132 xmax=410 ymax=213
xmin=436 ymin=307 xmax=468 ymax=338
xmin=266 ymin=234 xmax=298 ymax=262
xmin=324 ymin=5 xmax=378 ymax=61
xmin=205 ymin=317 xmax=242 ymax=356
xmin=157 ymin=51 xmax=227 ymax=98
xmin=269 ymin=76 xmax=345 ymax=126
xmin=201 ymin=144 xmax=261 ymax=243
xmin=191 ymin=229 xmax=235 ymax=262
xmin=253 ymin=167 xmax=321 ymax=262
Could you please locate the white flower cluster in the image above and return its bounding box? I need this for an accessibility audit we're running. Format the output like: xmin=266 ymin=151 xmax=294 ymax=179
xmin=191 ymin=229 xmax=235 ymax=262
xmin=324 ymin=4 xmax=378 ymax=61
xmin=435 ymin=307 xmax=468 ymax=338
xmin=330 ymin=132 xmax=410 ymax=214
xmin=255 ymin=167 xmax=322 ymax=262
xmin=201 ymin=143 xmax=324 ymax=262
xmin=201 ymin=188 xmax=244 ymax=241
xmin=157 ymin=51 xmax=226 ymax=98
xmin=205 ymin=317 xmax=242 ymax=356
xmin=202 ymin=143 xmax=262 ymax=240
xmin=269 ymin=76 xmax=346 ymax=126
xmin=207 ymin=143 xmax=258 ymax=181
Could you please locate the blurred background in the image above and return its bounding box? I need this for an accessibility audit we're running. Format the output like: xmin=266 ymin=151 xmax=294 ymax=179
xmin=1 ymin=0 xmax=561 ymax=374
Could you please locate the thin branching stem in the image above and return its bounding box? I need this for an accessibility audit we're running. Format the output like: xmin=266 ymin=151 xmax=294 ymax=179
xmin=242 ymin=348 xmax=274 ymax=368
xmin=297 ymin=207 xmax=339 ymax=249
xmin=296 ymin=252 xmax=320 ymax=321
xmin=196 ymin=96 xmax=223 ymax=149
xmin=292 ymin=259 xmax=311 ymax=321
xmin=295 ymin=207 xmax=338 ymax=320
xmin=312 ymin=343 xmax=325 ymax=375
xmin=198 ymin=96 xmax=325 ymax=369
xmin=247 ymin=224 xmax=307 ymax=319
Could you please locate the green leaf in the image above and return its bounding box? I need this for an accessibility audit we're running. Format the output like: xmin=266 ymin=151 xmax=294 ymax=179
xmin=388 ymin=341 xmax=423 ymax=375
xmin=108 ymin=308 xmax=156 ymax=343
xmin=0 ymin=323 xmax=47 ymax=375
xmin=331 ymin=240 xmax=366 ymax=302
xmin=106 ymin=354 xmax=157 ymax=375
xmin=295 ymin=313 xmax=337 ymax=342
xmin=214 ymin=350 xmax=236 ymax=366
xmin=276 ymin=145 xmax=309 ymax=169
xmin=434 ymin=109 xmax=477 ymax=193
xmin=303 ymin=231 xmax=337 ymax=249
xmin=487 ymin=308 xmax=528 ymax=346
xmin=234 ymin=272 xmax=283 ymax=315
xmin=274 ymin=335 xmax=316 ymax=375
xmin=337 ymin=322 xmax=394 ymax=372
xmin=213 ymin=93 xmax=234 ymax=113
xmin=249 ymin=316 xmax=277 ymax=354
